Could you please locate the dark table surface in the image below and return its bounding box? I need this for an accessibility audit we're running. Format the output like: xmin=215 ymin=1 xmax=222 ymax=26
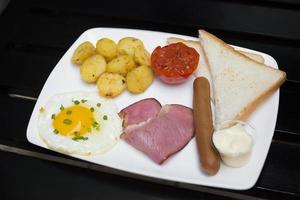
xmin=1 ymin=0 xmax=300 ymax=199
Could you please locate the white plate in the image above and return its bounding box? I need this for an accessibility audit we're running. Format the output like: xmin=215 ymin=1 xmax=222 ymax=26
xmin=26 ymin=28 xmax=280 ymax=190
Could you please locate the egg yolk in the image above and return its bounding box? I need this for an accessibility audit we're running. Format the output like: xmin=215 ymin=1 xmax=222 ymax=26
xmin=53 ymin=105 xmax=94 ymax=136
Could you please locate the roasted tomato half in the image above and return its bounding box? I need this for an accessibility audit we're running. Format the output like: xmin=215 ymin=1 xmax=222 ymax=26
xmin=150 ymin=42 xmax=199 ymax=84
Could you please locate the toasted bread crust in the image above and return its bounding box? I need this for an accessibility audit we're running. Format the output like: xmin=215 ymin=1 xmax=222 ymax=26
xmin=198 ymin=29 xmax=286 ymax=127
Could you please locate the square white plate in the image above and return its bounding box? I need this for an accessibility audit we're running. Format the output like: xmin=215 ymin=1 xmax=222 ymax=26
xmin=27 ymin=28 xmax=280 ymax=190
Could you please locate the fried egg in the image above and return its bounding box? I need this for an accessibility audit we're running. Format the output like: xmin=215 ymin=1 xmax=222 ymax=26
xmin=38 ymin=91 xmax=122 ymax=155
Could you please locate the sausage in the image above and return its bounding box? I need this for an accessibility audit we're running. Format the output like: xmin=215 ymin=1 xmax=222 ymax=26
xmin=193 ymin=77 xmax=220 ymax=175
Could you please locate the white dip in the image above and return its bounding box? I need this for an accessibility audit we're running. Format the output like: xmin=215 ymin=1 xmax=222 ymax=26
xmin=213 ymin=124 xmax=253 ymax=167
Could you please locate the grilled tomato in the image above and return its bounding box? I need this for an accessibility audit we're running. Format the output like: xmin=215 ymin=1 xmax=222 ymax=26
xmin=150 ymin=42 xmax=199 ymax=84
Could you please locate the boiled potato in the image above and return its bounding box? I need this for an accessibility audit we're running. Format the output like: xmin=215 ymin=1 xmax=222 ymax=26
xmin=117 ymin=37 xmax=144 ymax=56
xmin=80 ymin=54 xmax=106 ymax=83
xmin=126 ymin=65 xmax=153 ymax=94
xmin=71 ymin=41 xmax=95 ymax=65
xmin=97 ymin=72 xmax=126 ymax=98
xmin=134 ymin=46 xmax=150 ymax=66
xmin=106 ymin=55 xmax=135 ymax=76
xmin=96 ymin=38 xmax=117 ymax=61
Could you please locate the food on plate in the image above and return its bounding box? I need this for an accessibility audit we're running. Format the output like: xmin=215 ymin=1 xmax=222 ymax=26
xmin=213 ymin=123 xmax=253 ymax=167
xmin=106 ymin=55 xmax=135 ymax=76
xmin=71 ymin=41 xmax=95 ymax=65
xmin=167 ymin=37 xmax=265 ymax=69
xmin=120 ymin=99 xmax=194 ymax=164
xmin=126 ymin=65 xmax=154 ymax=94
xmin=97 ymin=72 xmax=126 ymax=97
xmin=134 ymin=46 xmax=151 ymax=66
xmin=151 ymin=42 xmax=199 ymax=84
xmin=37 ymin=91 xmax=122 ymax=155
xmin=71 ymin=36 xmax=153 ymax=97
xmin=117 ymin=37 xmax=144 ymax=56
xmin=80 ymin=54 xmax=106 ymax=83
xmin=96 ymin=38 xmax=118 ymax=61
xmin=193 ymin=77 xmax=220 ymax=175
xmin=119 ymin=98 xmax=161 ymax=127
xmin=167 ymin=37 xmax=265 ymax=101
xmin=199 ymin=30 xmax=286 ymax=129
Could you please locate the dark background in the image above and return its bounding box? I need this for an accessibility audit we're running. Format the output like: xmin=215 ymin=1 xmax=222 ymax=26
xmin=0 ymin=0 xmax=299 ymax=199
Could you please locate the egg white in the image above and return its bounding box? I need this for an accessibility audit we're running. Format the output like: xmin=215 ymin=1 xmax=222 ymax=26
xmin=38 ymin=91 xmax=122 ymax=155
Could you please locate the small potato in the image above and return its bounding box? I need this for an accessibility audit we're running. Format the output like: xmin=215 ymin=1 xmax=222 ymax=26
xmin=134 ymin=46 xmax=150 ymax=66
xmin=97 ymin=72 xmax=126 ymax=98
xmin=126 ymin=65 xmax=154 ymax=94
xmin=80 ymin=54 xmax=106 ymax=83
xmin=96 ymin=38 xmax=117 ymax=61
xmin=71 ymin=41 xmax=95 ymax=65
xmin=117 ymin=37 xmax=144 ymax=56
xmin=106 ymin=55 xmax=135 ymax=76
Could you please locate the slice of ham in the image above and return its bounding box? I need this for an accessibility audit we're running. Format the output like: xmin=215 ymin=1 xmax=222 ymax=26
xmin=119 ymin=98 xmax=161 ymax=127
xmin=120 ymin=100 xmax=194 ymax=164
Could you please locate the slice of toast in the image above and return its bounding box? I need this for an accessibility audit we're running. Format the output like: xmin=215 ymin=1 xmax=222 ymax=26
xmin=198 ymin=30 xmax=286 ymax=129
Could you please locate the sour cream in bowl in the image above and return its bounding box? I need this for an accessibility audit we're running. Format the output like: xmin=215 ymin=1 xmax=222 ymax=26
xmin=212 ymin=120 xmax=256 ymax=167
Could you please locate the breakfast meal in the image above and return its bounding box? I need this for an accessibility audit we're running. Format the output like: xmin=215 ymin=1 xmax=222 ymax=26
xmin=71 ymin=37 xmax=153 ymax=97
xmin=35 ymin=28 xmax=286 ymax=181
xmin=37 ymin=91 xmax=122 ymax=155
xmin=120 ymin=98 xmax=194 ymax=164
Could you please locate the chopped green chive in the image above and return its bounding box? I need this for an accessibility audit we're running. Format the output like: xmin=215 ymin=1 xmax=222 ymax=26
xmin=60 ymin=105 xmax=64 ymax=111
xmin=96 ymin=103 xmax=101 ymax=107
xmin=90 ymin=107 xmax=94 ymax=112
xmin=103 ymin=115 xmax=108 ymax=120
xmin=51 ymin=114 xmax=55 ymax=119
xmin=92 ymin=121 xmax=101 ymax=131
xmin=92 ymin=121 xmax=99 ymax=127
xmin=93 ymin=122 xmax=99 ymax=128
xmin=72 ymin=136 xmax=88 ymax=141
xmin=66 ymin=110 xmax=72 ymax=115
xmin=87 ymin=127 xmax=92 ymax=133
xmin=53 ymin=129 xmax=59 ymax=134
xmin=81 ymin=99 xmax=87 ymax=103
xmin=63 ymin=118 xmax=72 ymax=125
xmin=73 ymin=100 xmax=80 ymax=105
